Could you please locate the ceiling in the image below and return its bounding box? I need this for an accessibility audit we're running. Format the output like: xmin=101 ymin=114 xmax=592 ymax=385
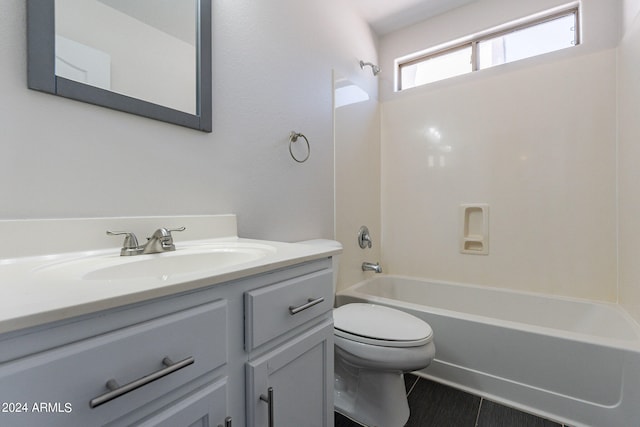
xmin=97 ymin=0 xmax=477 ymax=42
xmin=348 ymin=0 xmax=478 ymax=35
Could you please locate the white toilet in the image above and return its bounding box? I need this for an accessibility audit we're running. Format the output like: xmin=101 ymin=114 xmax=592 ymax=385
xmin=333 ymin=303 xmax=435 ymax=427
xmin=299 ymin=239 xmax=435 ymax=427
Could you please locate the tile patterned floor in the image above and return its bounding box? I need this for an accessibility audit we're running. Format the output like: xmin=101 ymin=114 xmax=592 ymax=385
xmin=335 ymin=374 xmax=568 ymax=427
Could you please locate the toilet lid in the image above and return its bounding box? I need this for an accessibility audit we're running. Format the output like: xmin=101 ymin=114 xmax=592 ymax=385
xmin=334 ymin=303 xmax=433 ymax=347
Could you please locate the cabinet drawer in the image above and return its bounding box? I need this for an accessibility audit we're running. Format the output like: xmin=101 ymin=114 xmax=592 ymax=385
xmin=245 ymin=269 xmax=333 ymax=350
xmin=0 ymin=300 xmax=227 ymax=427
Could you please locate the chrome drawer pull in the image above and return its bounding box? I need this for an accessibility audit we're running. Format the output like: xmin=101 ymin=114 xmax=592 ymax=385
xmin=89 ymin=356 xmax=194 ymax=408
xmin=260 ymin=387 xmax=274 ymax=427
xmin=288 ymin=297 xmax=325 ymax=315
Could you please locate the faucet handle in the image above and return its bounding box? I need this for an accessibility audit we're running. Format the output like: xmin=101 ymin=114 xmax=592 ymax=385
xmin=106 ymin=230 xmax=142 ymax=256
xmin=151 ymin=227 xmax=186 ymax=238
xmin=150 ymin=227 xmax=186 ymax=240
xmin=167 ymin=227 xmax=186 ymax=234
xmin=147 ymin=227 xmax=186 ymax=252
xmin=358 ymin=226 xmax=373 ymax=249
xmin=165 ymin=227 xmax=186 ymax=246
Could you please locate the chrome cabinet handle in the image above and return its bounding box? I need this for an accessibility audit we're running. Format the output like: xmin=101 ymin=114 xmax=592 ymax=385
xmin=288 ymin=297 xmax=325 ymax=315
xmin=260 ymin=387 xmax=274 ymax=427
xmin=89 ymin=356 xmax=194 ymax=408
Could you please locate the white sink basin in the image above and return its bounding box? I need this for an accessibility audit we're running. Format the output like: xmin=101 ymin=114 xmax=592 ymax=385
xmin=34 ymin=242 xmax=276 ymax=281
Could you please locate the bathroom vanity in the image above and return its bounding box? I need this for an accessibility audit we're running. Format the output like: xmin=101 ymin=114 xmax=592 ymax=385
xmin=0 ymin=215 xmax=338 ymax=427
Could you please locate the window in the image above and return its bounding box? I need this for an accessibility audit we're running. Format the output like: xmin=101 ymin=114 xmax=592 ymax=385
xmin=400 ymin=45 xmax=472 ymax=87
xmin=397 ymin=6 xmax=580 ymax=91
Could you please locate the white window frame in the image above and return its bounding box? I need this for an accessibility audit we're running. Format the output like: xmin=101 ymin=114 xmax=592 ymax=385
xmin=396 ymin=4 xmax=581 ymax=91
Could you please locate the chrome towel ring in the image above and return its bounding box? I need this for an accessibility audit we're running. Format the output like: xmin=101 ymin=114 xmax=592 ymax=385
xmin=289 ymin=131 xmax=310 ymax=163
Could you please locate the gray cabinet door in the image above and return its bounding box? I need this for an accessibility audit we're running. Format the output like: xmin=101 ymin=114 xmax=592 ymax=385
xmin=136 ymin=378 xmax=228 ymax=427
xmin=246 ymin=320 xmax=334 ymax=427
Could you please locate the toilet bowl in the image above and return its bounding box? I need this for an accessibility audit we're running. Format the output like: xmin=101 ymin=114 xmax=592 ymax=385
xmin=297 ymin=239 xmax=435 ymax=427
xmin=333 ymin=303 xmax=435 ymax=427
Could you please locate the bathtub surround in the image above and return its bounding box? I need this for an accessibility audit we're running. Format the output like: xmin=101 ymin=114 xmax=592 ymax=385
xmin=381 ymin=47 xmax=617 ymax=301
xmin=333 ymin=0 xmax=637 ymax=307
xmin=619 ymin=1 xmax=640 ymax=325
xmin=334 ymin=77 xmax=382 ymax=291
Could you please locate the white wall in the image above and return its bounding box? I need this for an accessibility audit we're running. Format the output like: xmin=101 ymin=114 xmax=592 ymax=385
xmin=0 ymin=0 xmax=377 ymax=243
xmin=623 ymin=0 xmax=640 ymax=31
xmin=619 ymin=0 xmax=640 ymax=321
xmin=378 ymin=0 xmax=620 ymax=301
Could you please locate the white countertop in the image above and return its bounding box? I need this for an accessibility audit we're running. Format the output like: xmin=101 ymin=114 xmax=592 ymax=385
xmin=0 ymin=215 xmax=340 ymax=335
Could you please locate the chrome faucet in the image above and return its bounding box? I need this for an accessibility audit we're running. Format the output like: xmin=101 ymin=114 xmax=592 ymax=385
xmin=142 ymin=227 xmax=185 ymax=254
xmin=107 ymin=227 xmax=185 ymax=256
xmin=362 ymin=262 xmax=383 ymax=273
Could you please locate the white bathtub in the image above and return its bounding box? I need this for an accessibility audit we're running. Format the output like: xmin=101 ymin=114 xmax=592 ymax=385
xmin=336 ymin=275 xmax=640 ymax=427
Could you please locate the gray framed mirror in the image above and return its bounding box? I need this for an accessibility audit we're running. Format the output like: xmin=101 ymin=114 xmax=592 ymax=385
xmin=27 ymin=0 xmax=212 ymax=132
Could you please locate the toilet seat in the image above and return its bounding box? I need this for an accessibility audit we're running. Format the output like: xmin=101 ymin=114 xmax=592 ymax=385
xmin=334 ymin=303 xmax=433 ymax=348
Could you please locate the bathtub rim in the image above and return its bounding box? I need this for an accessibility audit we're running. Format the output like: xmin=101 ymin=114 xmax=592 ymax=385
xmin=337 ymin=274 xmax=640 ymax=352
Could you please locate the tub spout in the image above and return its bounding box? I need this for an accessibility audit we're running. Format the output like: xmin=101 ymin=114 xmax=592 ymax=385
xmin=362 ymin=262 xmax=383 ymax=273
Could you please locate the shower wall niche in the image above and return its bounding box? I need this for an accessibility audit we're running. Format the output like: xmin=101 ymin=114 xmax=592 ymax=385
xmin=460 ymin=204 xmax=489 ymax=255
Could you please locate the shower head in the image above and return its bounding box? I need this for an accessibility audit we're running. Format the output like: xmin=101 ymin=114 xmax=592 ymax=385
xmin=359 ymin=60 xmax=381 ymax=76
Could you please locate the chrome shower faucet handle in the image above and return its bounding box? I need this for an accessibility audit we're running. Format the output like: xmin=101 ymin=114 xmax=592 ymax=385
xmin=358 ymin=226 xmax=373 ymax=249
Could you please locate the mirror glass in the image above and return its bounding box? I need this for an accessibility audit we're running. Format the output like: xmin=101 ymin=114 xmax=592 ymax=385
xmin=56 ymin=0 xmax=197 ymax=114
xmin=27 ymin=0 xmax=212 ymax=132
